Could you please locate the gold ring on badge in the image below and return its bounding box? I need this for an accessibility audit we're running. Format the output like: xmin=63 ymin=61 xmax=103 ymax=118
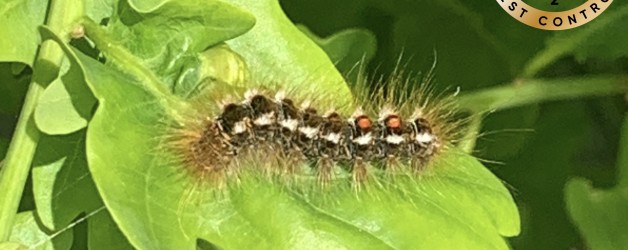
xmin=496 ymin=0 xmax=613 ymax=30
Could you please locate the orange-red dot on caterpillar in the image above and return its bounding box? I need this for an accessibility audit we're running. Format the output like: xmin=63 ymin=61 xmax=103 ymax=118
xmin=356 ymin=116 xmax=372 ymax=130
xmin=385 ymin=116 xmax=402 ymax=129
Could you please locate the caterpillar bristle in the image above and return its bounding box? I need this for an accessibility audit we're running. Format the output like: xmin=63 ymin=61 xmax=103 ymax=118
xmin=163 ymin=67 xmax=463 ymax=192
xmin=164 ymin=118 xmax=234 ymax=187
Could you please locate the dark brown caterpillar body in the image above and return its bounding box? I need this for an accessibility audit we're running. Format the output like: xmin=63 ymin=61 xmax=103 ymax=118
xmin=203 ymin=89 xmax=442 ymax=187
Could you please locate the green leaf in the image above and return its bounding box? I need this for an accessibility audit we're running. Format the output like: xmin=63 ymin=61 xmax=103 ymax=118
xmin=0 ymin=63 xmax=30 ymax=115
xmin=298 ymin=26 xmax=377 ymax=77
xmin=34 ymin=63 xmax=96 ymax=135
xmin=0 ymin=0 xmax=49 ymax=65
xmin=0 ymin=242 xmax=28 ymax=250
xmin=29 ymin=129 xmax=133 ymax=248
xmin=43 ymin=23 xmax=519 ymax=250
xmin=0 ymin=63 xmax=28 ymax=159
xmin=88 ymin=210 xmax=134 ymax=250
xmin=86 ymin=0 xmax=116 ymax=24
xmin=0 ymin=138 xmax=9 ymax=160
xmin=565 ymin=181 xmax=628 ymax=250
xmin=31 ymin=130 xmax=102 ymax=230
xmin=224 ymin=0 xmax=354 ymax=107
xmin=126 ymin=0 xmax=166 ymax=11
xmin=105 ymin=0 xmax=255 ymax=91
xmin=29 ymin=116 xmax=132 ymax=248
xmin=8 ymin=211 xmax=72 ymax=250
xmin=174 ymin=43 xmax=249 ymax=99
xmin=565 ymin=114 xmax=628 ymax=250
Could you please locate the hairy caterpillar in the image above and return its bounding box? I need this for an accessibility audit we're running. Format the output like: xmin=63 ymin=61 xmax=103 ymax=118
xmin=164 ymin=67 xmax=461 ymax=191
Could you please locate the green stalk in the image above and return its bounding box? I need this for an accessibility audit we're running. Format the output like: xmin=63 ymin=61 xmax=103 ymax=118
xmin=0 ymin=66 xmax=45 ymax=241
xmin=457 ymin=75 xmax=628 ymax=114
xmin=0 ymin=0 xmax=83 ymax=240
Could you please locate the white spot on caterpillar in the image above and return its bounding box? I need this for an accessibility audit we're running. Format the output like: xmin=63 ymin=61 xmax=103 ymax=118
xmin=385 ymin=135 xmax=405 ymax=144
xmin=416 ymin=133 xmax=434 ymax=143
xmin=353 ymin=133 xmax=373 ymax=145
xmin=233 ymin=121 xmax=247 ymax=134
xmin=280 ymin=119 xmax=299 ymax=131
xmin=254 ymin=112 xmax=275 ymax=126
xmin=324 ymin=133 xmax=341 ymax=144
xmin=299 ymin=126 xmax=318 ymax=139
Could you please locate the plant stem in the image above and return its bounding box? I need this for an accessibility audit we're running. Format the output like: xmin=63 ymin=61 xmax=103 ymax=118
xmin=457 ymin=75 xmax=628 ymax=114
xmin=0 ymin=70 xmax=44 ymax=241
xmin=0 ymin=0 xmax=83 ymax=241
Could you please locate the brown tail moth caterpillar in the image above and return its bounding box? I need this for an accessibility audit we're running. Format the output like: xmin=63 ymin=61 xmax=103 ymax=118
xmin=165 ymin=69 xmax=460 ymax=190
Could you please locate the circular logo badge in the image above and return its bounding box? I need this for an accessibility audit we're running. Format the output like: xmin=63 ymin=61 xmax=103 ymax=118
xmin=497 ymin=0 xmax=613 ymax=30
